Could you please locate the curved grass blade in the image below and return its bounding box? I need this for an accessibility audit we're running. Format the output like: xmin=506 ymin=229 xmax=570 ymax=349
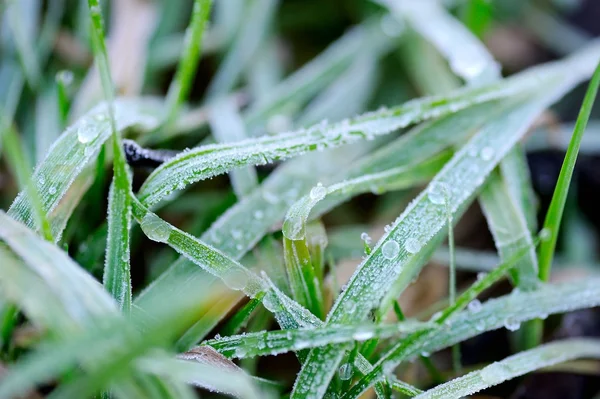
xmin=137 ymin=52 xmax=596 ymax=208
xmin=0 ymin=212 xmax=116 ymax=333
xmin=7 ymin=98 xmax=162 ymax=240
xmin=413 ymin=339 xmax=600 ymax=399
xmin=164 ymin=0 xmax=213 ymax=125
xmin=205 ymin=319 xmax=429 ymax=359
xmin=538 ymin=60 xmax=600 ymax=281
xmin=290 ymin=68 xmax=598 ymax=399
xmin=342 ymin=275 xmax=600 ymax=398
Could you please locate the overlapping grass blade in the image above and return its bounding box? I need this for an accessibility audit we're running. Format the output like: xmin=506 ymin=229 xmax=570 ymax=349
xmin=414 ymin=339 xmax=600 ymax=399
xmin=7 ymin=98 xmax=162 ymax=240
xmin=137 ymin=49 xmax=600 ymax=208
xmin=205 ymin=319 xmax=429 ymax=359
xmin=290 ymin=48 xmax=600 ymax=397
xmin=538 ymin=60 xmax=600 ymax=281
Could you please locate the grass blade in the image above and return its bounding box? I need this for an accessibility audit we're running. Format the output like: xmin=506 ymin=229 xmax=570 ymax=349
xmin=164 ymin=0 xmax=213 ymax=124
xmin=538 ymin=60 xmax=600 ymax=281
xmin=413 ymin=339 xmax=600 ymax=399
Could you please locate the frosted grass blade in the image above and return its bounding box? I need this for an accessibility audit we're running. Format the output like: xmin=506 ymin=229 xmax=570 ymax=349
xmin=414 ymin=339 xmax=600 ymax=399
xmin=205 ymin=320 xmax=429 ymax=359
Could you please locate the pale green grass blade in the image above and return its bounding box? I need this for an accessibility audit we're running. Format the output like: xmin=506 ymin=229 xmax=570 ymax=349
xmin=206 ymin=320 xmax=430 ymax=358
xmin=208 ymin=97 xmax=258 ymax=198
xmin=290 ymin=56 xmax=599 ymax=398
xmin=390 ymin=376 xmax=423 ymax=397
xmin=136 ymin=354 xmax=263 ymax=399
xmin=384 ymin=0 xmax=500 ymax=84
xmin=243 ymin=17 xmax=397 ymax=132
xmin=7 ymin=98 xmax=162 ymax=240
xmin=538 ymin=60 xmax=600 ymax=281
xmin=137 ymin=52 xmax=597 ymax=208
xmin=5 ymin=1 xmax=41 ymax=88
xmin=164 ymin=0 xmax=213 ymax=124
xmin=0 ymin=212 xmax=116 ymax=334
xmin=206 ymin=0 xmax=278 ymax=99
xmin=414 ymin=339 xmax=600 ymax=399
xmin=479 ymin=169 xmax=539 ymax=289
xmin=342 ymin=275 xmax=600 ymax=398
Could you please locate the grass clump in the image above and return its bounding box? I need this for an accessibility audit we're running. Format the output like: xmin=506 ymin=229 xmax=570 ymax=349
xmin=1 ymin=1 xmax=600 ymax=398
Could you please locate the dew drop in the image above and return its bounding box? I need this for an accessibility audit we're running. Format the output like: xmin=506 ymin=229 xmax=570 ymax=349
xmin=262 ymin=292 xmax=283 ymax=313
xmin=55 ymin=70 xmax=74 ymax=86
xmin=475 ymin=320 xmax=486 ymax=331
xmin=360 ymin=232 xmax=372 ymax=245
xmin=352 ymin=328 xmax=374 ymax=341
xmin=427 ymin=182 xmax=448 ymax=205
xmin=253 ymin=210 xmax=264 ymax=220
xmin=503 ymin=317 xmax=521 ymax=331
xmin=140 ymin=213 xmax=171 ymax=243
xmin=404 ymin=237 xmax=421 ymax=254
xmin=48 ymin=186 xmax=57 ymax=195
xmin=339 ymin=363 xmax=353 ymax=380
xmin=231 ymin=229 xmax=243 ymax=240
xmin=384 ymin=224 xmax=392 ymax=233
xmin=310 ymin=183 xmax=326 ymax=201
xmin=468 ymin=299 xmax=482 ymax=313
xmin=235 ymin=347 xmax=247 ymax=358
xmin=224 ymin=269 xmax=248 ymax=291
xmin=480 ymin=146 xmax=495 ymax=161
xmin=38 ymin=176 xmax=45 ymax=185
xmin=539 ymin=228 xmax=551 ymax=241
xmin=382 ymin=241 xmax=400 ymax=259
xmin=480 ymin=362 xmax=511 ymax=385
xmin=420 ymin=351 xmax=430 ymax=357
xmin=477 ymin=272 xmax=488 ymax=281
xmin=94 ymin=113 xmax=107 ymax=121
xmin=77 ymin=121 xmax=99 ymax=144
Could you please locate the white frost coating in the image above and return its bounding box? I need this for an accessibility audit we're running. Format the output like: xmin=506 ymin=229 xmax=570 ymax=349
xmin=467 ymin=299 xmax=482 ymax=313
xmin=310 ymin=183 xmax=327 ymax=200
xmin=339 ymin=363 xmax=353 ymax=380
xmin=427 ymin=182 xmax=448 ymax=205
xmin=503 ymin=317 xmax=521 ymax=331
xmin=140 ymin=213 xmax=171 ymax=243
xmin=480 ymin=146 xmax=495 ymax=161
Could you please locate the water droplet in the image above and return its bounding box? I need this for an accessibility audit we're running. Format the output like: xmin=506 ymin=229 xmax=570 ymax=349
xmin=38 ymin=176 xmax=45 ymax=185
xmin=339 ymin=363 xmax=353 ymax=380
xmin=253 ymin=210 xmax=264 ymax=220
xmin=310 ymin=183 xmax=326 ymax=201
xmin=140 ymin=213 xmax=171 ymax=243
xmin=480 ymin=146 xmax=495 ymax=161
xmin=540 ymin=228 xmax=551 ymax=241
xmin=55 ymin=70 xmax=74 ymax=86
xmin=468 ymin=147 xmax=478 ymax=157
xmin=231 ymin=229 xmax=243 ymax=240
xmin=77 ymin=121 xmax=99 ymax=144
xmin=262 ymin=190 xmax=280 ymax=204
xmin=480 ymin=362 xmax=511 ymax=385
xmin=427 ymin=182 xmax=448 ymax=205
xmin=420 ymin=351 xmax=430 ymax=357
xmin=48 ymin=186 xmax=57 ymax=195
xmin=343 ymin=301 xmax=357 ymax=314
xmin=380 ymin=14 xmax=403 ymax=37
xmin=235 ymin=347 xmax=247 ymax=358
xmin=468 ymin=299 xmax=482 ymax=313
xmin=262 ymin=292 xmax=282 ymax=313
xmin=224 ymin=269 xmax=248 ymax=291
xmin=214 ymin=333 xmax=221 ymax=340
xmin=475 ymin=320 xmax=486 ymax=331
xmin=360 ymin=232 xmax=372 ymax=245
xmin=503 ymin=317 xmax=521 ymax=331
xmin=382 ymin=241 xmax=400 ymax=259
xmin=384 ymin=224 xmax=392 ymax=233
xmin=94 ymin=113 xmax=107 ymax=121
xmin=477 ymin=272 xmax=488 ymax=281
xmin=405 ymin=237 xmax=421 ymax=254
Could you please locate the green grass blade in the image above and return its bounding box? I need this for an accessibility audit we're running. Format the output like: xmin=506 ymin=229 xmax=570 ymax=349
xmin=290 ymin=72 xmax=594 ymax=399
xmin=7 ymin=98 xmax=162 ymax=240
xmin=205 ymin=319 xmax=429 ymax=359
xmin=208 ymin=97 xmax=258 ymax=198
xmin=88 ymin=0 xmax=135 ymax=314
xmin=164 ymin=0 xmax=213 ymax=124
xmin=220 ymin=292 xmax=266 ymax=336
xmin=413 ymin=339 xmax=600 ymax=399
xmin=538 ymin=60 xmax=600 ymax=281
